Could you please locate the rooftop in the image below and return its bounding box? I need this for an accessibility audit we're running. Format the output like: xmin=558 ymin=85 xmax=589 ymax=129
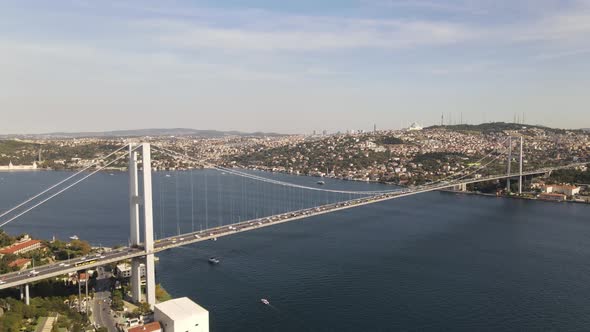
xmin=0 ymin=239 xmax=41 ymax=255
xmin=128 ymin=322 xmax=162 ymax=332
xmin=155 ymin=297 xmax=208 ymax=321
xmin=8 ymin=258 xmax=31 ymax=267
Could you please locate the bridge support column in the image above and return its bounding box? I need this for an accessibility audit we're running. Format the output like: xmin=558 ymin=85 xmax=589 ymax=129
xmin=25 ymin=284 xmax=29 ymax=305
xmin=142 ymin=143 xmax=156 ymax=308
xmin=130 ymin=258 xmax=142 ymax=303
xmin=128 ymin=143 xmax=156 ymax=307
xmin=129 ymin=144 xmax=141 ymax=247
xmin=144 ymin=254 xmax=156 ymax=307
xmin=85 ymin=272 xmax=89 ymax=314
xmin=78 ymin=278 xmax=82 ymax=312
xmin=129 ymin=143 xmax=143 ymax=304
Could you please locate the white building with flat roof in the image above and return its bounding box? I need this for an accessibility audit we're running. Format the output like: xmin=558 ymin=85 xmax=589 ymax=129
xmin=154 ymin=297 xmax=209 ymax=332
xmin=116 ymin=263 xmax=145 ymax=278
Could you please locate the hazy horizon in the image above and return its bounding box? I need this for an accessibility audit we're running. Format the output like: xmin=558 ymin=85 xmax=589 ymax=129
xmin=1 ymin=0 xmax=589 ymax=134
xmin=2 ymin=121 xmax=588 ymax=138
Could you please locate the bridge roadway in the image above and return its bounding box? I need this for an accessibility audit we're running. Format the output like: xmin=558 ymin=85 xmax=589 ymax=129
xmin=0 ymin=166 xmax=580 ymax=291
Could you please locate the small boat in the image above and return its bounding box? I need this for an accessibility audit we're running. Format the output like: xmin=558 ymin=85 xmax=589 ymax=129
xmin=165 ymin=174 xmax=171 ymax=177
xmin=317 ymin=181 xmax=325 ymax=185
xmin=261 ymin=298 xmax=270 ymax=305
xmin=208 ymin=257 xmax=220 ymax=264
xmin=69 ymin=235 xmax=79 ymax=240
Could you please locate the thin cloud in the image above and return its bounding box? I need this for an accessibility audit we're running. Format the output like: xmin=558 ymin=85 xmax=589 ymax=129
xmin=362 ymin=0 xmax=489 ymax=15
xmin=533 ymin=48 xmax=590 ymax=60
xmin=137 ymin=17 xmax=475 ymax=52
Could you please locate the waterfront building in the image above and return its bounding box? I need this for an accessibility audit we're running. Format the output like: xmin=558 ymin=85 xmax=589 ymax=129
xmin=0 ymin=239 xmax=43 ymax=256
xmin=543 ymin=185 xmax=581 ymax=196
xmin=0 ymin=161 xmax=38 ymax=171
xmin=154 ymin=297 xmax=209 ymax=332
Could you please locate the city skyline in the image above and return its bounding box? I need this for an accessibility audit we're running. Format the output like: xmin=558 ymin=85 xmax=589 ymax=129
xmin=1 ymin=0 xmax=590 ymax=134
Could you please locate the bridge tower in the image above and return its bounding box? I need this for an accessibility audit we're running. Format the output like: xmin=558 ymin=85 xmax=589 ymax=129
xmin=129 ymin=143 xmax=156 ymax=307
xmin=506 ymin=136 xmax=512 ymax=192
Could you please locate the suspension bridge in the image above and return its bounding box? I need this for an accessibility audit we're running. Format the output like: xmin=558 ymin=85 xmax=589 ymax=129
xmin=0 ymin=139 xmax=585 ymax=308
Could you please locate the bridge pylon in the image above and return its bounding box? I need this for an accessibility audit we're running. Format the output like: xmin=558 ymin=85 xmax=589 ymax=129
xmin=129 ymin=143 xmax=156 ymax=308
xmin=506 ymin=136 xmax=512 ymax=192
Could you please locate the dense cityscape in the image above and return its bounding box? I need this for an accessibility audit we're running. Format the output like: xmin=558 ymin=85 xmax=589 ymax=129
xmin=2 ymin=122 xmax=589 ymax=198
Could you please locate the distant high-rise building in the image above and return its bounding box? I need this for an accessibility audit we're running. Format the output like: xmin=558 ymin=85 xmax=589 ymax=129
xmin=373 ymin=124 xmax=377 ymax=133
xmin=322 ymin=130 xmax=328 ymax=136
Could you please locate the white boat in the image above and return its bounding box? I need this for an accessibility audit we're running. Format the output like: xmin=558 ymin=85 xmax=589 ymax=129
xmin=317 ymin=181 xmax=325 ymax=185
xmin=260 ymin=298 xmax=270 ymax=305
xmin=69 ymin=235 xmax=79 ymax=240
xmin=208 ymin=257 xmax=220 ymax=264
xmin=165 ymin=174 xmax=171 ymax=177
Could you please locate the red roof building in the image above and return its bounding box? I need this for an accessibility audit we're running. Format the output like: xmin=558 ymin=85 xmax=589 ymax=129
xmin=0 ymin=239 xmax=43 ymax=255
xmin=8 ymin=258 xmax=31 ymax=270
xmin=128 ymin=322 xmax=162 ymax=332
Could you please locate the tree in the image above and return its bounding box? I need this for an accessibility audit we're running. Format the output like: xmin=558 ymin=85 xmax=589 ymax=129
xmin=69 ymin=240 xmax=91 ymax=255
xmin=111 ymin=291 xmax=124 ymax=311
xmin=0 ymin=230 xmax=15 ymax=247
xmin=155 ymin=284 xmax=172 ymax=302
xmin=137 ymin=301 xmax=152 ymax=315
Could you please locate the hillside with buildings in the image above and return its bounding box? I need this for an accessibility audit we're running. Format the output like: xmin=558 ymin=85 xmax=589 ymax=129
xmin=230 ymin=124 xmax=590 ymax=185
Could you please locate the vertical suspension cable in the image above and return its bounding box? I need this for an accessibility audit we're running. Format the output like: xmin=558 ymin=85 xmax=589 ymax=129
xmin=217 ymin=171 xmax=222 ymax=227
xmin=159 ymin=174 xmax=165 ymax=238
xmin=190 ymin=169 xmax=195 ymax=233
xmin=204 ymin=170 xmax=208 ymax=230
xmin=175 ymin=171 xmax=180 ymax=236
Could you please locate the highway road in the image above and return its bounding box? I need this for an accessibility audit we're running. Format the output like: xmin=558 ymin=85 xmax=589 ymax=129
xmin=91 ymin=266 xmax=117 ymax=331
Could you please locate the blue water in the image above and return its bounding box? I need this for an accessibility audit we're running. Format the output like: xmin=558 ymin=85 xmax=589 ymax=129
xmin=1 ymin=170 xmax=590 ymax=331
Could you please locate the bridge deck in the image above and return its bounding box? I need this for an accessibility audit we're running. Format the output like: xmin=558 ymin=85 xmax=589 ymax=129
xmin=0 ymin=167 xmax=578 ymax=290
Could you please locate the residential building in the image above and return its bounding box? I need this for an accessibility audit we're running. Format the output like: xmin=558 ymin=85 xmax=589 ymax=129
xmin=8 ymin=258 xmax=31 ymax=270
xmin=0 ymin=239 xmax=43 ymax=256
xmin=116 ymin=263 xmax=146 ymax=278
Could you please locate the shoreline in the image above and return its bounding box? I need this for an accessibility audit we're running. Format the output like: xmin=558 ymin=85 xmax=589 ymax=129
xmin=440 ymin=189 xmax=590 ymax=205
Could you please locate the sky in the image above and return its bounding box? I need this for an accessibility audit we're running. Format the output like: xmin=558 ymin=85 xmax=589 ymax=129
xmin=1 ymin=0 xmax=589 ymax=134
